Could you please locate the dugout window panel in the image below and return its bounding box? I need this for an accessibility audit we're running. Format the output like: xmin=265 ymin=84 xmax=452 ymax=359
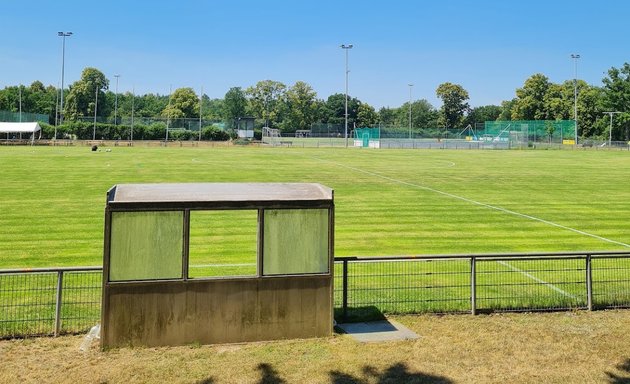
xmin=188 ymin=210 xmax=258 ymax=278
xmin=263 ymin=209 xmax=329 ymax=275
xmin=109 ymin=211 xmax=183 ymax=281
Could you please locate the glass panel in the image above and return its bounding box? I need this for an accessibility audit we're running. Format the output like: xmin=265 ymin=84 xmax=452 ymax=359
xmin=189 ymin=210 xmax=258 ymax=278
xmin=109 ymin=211 xmax=183 ymax=281
xmin=263 ymin=209 xmax=329 ymax=275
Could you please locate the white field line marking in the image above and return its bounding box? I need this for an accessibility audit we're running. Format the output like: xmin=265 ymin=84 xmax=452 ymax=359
xmin=496 ymin=261 xmax=577 ymax=299
xmin=190 ymin=263 xmax=255 ymax=268
xmin=318 ymin=158 xmax=630 ymax=249
xmin=314 ymin=157 xmax=628 ymax=297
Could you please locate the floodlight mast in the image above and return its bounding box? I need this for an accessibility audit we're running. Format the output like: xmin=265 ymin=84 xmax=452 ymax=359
xmin=114 ymin=75 xmax=120 ymax=125
xmin=408 ymin=84 xmax=414 ymax=139
xmin=603 ymin=111 xmax=622 ymax=146
xmin=57 ymin=32 xmax=73 ymax=138
xmin=341 ymin=44 xmax=353 ymax=147
xmin=571 ymin=54 xmax=580 ymax=145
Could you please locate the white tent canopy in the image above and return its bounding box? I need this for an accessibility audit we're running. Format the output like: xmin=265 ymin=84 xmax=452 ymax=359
xmin=0 ymin=122 xmax=41 ymax=134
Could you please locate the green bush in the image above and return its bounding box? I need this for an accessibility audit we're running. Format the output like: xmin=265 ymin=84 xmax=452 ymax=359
xmin=201 ymin=126 xmax=230 ymax=141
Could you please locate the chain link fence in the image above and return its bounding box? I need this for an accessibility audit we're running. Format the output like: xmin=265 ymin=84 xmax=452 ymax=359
xmin=334 ymin=251 xmax=630 ymax=322
xmin=1 ymin=251 xmax=629 ymax=338
xmin=0 ymin=267 xmax=101 ymax=338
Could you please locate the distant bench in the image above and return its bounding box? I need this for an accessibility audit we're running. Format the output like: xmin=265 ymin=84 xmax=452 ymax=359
xmin=279 ymin=141 xmax=293 ymax=147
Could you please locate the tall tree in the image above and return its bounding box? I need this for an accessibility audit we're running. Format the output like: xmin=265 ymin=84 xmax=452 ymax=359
xmin=161 ymin=87 xmax=199 ymax=119
xmin=601 ymin=63 xmax=630 ymax=140
xmin=464 ymin=105 xmax=501 ymax=127
xmin=202 ymin=96 xmax=224 ymax=120
xmin=245 ymin=80 xmax=287 ymax=128
xmin=407 ymin=99 xmax=439 ymax=128
xmin=324 ymin=93 xmax=360 ymax=125
xmin=511 ymin=73 xmax=550 ymax=120
xmin=64 ymin=67 xmax=109 ymax=120
xmin=223 ymin=87 xmax=248 ymax=127
xmin=436 ymin=82 xmax=470 ymax=128
xmin=356 ymin=103 xmax=379 ymax=127
xmin=378 ymin=107 xmax=396 ymax=126
xmin=498 ymin=99 xmax=516 ymax=120
xmin=134 ymin=93 xmax=169 ymax=117
xmin=283 ymin=81 xmax=317 ymax=132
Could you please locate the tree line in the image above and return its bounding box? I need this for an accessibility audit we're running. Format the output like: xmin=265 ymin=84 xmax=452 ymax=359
xmin=2 ymin=64 xmax=630 ymax=141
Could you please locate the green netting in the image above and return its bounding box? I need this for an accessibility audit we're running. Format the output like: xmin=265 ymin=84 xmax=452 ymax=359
xmin=354 ymin=127 xmax=381 ymax=140
xmin=0 ymin=110 xmax=49 ymax=123
xmin=310 ymin=123 xmax=344 ymax=137
xmin=483 ymin=120 xmax=576 ymax=144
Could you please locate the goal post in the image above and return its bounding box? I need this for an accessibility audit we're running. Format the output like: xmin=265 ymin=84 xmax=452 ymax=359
xmin=353 ymin=127 xmax=381 ymax=148
xmin=262 ymin=127 xmax=281 ymax=146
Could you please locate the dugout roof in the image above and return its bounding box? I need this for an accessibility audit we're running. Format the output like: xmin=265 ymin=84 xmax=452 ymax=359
xmin=107 ymin=182 xmax=333 ymax=209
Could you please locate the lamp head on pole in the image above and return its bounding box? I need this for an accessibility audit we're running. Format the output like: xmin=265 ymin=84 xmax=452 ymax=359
xmin=570 ymin=53 xmax=580 ymax=59
xmin=340 ymin=44 xmax=353 ymax=49
xmin=58 ymin=32 xmax=73 ymax=37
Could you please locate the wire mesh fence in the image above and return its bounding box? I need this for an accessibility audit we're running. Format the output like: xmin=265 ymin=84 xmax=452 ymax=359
xmin=1 ymin=251 xmax=629 ymax=338
xmin=335 ymin=252 xmax=630 ymax=321
xmin=0 ymin=267 xmax=101 ymax=338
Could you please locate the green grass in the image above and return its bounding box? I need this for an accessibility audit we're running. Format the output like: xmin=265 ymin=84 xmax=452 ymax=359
xmin=1 ymin=146 xmax=629 ymax=334
xmin=0 ymin=146 xmax=629 ymax=268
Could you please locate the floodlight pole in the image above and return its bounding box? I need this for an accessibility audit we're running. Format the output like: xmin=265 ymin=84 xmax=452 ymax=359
xmin=408 ymin=84 xmax=413 ymax=139
xmin=603 ymin=111 xmax=621 ymax=147
xmin=166 ymin=85 xmax=172 ymax=142
xmin=57 ymin=32 xmax=73 ymax=132
xmin=571 ymin=54 xmax=580 ymax=145
xmin=18 ymin=85 xmax=22 ymax=122
xmin=114 ymin=75 xmax=120 ymax=125
xmin=341 ymin=44 xmax=353 ymax=148
xmin=199 ymin=86 xmax=203 ymax=142
xmin=130 ymin=86 xmax=135 ymax=142
xmin=93 ymin=85 xmax=98 ymax=141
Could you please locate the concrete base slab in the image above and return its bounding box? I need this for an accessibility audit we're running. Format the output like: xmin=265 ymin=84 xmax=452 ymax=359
xmin=336 ymin=319 xmax=419 ymax=342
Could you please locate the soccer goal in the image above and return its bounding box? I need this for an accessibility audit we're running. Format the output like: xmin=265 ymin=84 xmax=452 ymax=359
xmin=353 ymin=127 xmax=381 ymax=148
xmin=262 ymin=127 xmax=281 ymax=146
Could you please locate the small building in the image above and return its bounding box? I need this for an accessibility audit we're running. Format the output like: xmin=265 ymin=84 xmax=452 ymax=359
xmin=101 ymin=183 xmax=334 ymax=348
xmin=235 ymin=117 xmax=255 ymax=139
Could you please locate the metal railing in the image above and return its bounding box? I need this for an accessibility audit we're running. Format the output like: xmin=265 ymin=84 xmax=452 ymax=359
xmin=0 ymin=267 xmax=101 ymax=338
xmin=1 ymin=251 xmax=630 ymax=338
xmin=334 ymin=251 xmax=630 ymax=321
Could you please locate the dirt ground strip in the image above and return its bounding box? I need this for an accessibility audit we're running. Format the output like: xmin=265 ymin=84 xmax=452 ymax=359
xmin=1 ymin=311 xmax=629 ymax=384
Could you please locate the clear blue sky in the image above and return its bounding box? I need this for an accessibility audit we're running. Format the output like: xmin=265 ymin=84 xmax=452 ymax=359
xmin=2 ymin=0 xmax=630 ymax=109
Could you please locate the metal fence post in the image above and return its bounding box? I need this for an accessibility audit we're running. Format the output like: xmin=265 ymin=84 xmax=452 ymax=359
xmin=54 ymin=270 xmax=64 ymax=336
xmin=586 ymin=254 xmax=593 ymax=311
xmin=471 ymin=257 xmax=477 ymax=315
xmin=342 ymin=259 xmax=349 ymax=322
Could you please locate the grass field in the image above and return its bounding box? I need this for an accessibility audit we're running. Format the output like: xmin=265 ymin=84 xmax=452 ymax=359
xmin=1 ymin=145 xmax=629 ymax=336
xmin=0 ymin=146 xmax=629 ymax=268
xmin=2 ymin=311 xmax=630 ymax=383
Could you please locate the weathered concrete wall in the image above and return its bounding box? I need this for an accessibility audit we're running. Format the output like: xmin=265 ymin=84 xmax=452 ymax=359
xmin=102 ymin=275 xmax=332 ymax=347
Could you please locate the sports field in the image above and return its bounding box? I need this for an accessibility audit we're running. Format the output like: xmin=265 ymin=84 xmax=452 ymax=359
xmin=0 ymin=146 xmax=628 ymax=269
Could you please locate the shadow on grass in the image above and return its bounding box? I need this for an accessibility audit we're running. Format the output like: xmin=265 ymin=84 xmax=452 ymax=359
xmin=194 ymin=378 xmax=215 ymax=384
xmin=607 ymin=359 xmax=630 ymax=384
xmin=257 ymin=363 xmax=286 ymax=384
xmin=330 ymin=362 xmax=453 ymax=384
xmin=334 ymin=306 xmax=387 ymax=323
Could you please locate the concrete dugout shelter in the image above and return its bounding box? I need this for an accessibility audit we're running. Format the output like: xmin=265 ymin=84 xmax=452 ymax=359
xmin=101 ymin=183 xmax=334 ymax=348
